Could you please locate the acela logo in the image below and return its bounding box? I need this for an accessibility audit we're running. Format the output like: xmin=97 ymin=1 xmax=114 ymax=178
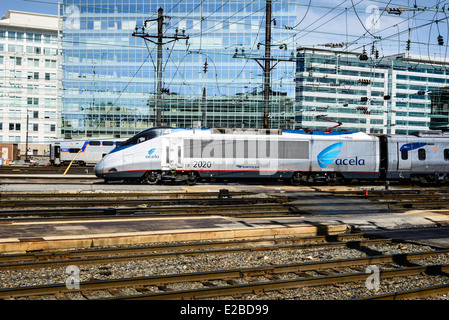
xmin=146 ymin=148 xmax=159 ymax=159
xmin=318 ymin=142 xmax=366 ymax=168
xmin=317 ymin=143 xmax=343 ymax=168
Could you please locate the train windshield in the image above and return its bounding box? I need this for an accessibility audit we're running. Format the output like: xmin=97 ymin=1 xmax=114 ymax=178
xmin=119 ymin=127 xmax=172 ymax=147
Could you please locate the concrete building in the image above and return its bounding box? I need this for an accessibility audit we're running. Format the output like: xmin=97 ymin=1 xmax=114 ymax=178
xmin=0 ymin=11 xmax=60 ymax=158
xmin=295 ymin=47 xmax=449 ymax=134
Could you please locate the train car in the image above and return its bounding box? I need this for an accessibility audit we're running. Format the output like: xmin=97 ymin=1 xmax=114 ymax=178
xmin=382 ymin=131 xmax=449 ymax=184
xmin=50 ymin=138 xmax=125 ymax=166
xmin=94 ymin=127 xmax=380 ymax=185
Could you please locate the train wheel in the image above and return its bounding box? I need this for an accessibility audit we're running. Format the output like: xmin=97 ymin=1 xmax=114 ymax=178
xmin=186 ymin=172 xmax=198 ymax=186
xmin=143 ymin=172 xmax=159 ymax=185
xmin=290 ymin=172 xmax=301 ymax=186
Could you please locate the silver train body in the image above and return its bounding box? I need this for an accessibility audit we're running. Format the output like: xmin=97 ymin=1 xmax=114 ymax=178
xmin=381 ymin=131 xmax=449 ymax=183
xmin=94 ymin=127 xmax=449 ymax=185
xmin=50 ymin=138 xmax=125 ymax=166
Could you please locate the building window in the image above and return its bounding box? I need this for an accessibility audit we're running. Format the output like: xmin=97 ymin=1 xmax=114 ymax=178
xmin=27 ymin=98 xmax=39 ymax=105
xmin=9 ymin=123 xmax=20 ymax=131
xmin=10 ymin=57 xmax=22 ymax=66
xmin=44 ymin=73 xmax=57 ymax=81
xmin=28 ymin=58 xmax=39 ymax=67
xmin=44 ymin=59 xmax=56 ymax=68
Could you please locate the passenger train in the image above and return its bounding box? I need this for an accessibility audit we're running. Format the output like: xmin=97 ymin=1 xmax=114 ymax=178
xmin=50 ymin=138 xmax=125 ymax=166
xmin=94 ymin=127 xmax=449 ymax=185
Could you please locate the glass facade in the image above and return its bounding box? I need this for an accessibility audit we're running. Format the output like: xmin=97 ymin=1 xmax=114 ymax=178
xmin=60 ymin=0 xmax=298 ymax=139
xmin=430 ymin=87 xmax=449 ymax=130
xmin=295 ymin=47 xmax=449 ymax=134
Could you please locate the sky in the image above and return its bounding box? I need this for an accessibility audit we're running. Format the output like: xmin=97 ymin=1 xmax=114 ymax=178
xmin=0 ymin=0 xmax=58 ymax=17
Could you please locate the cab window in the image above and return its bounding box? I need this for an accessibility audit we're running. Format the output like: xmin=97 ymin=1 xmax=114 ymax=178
xmin=119 ymin=128 xmax=171 ymax=147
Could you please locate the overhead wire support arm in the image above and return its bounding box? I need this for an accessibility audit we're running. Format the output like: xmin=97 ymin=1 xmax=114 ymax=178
xmin=132 ymin=7 xmax=189 ymax=127
xmin=232 ymin=0 xmax=276 ymax=129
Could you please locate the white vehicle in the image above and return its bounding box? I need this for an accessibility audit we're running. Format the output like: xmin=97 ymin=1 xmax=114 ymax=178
xmin=50 ymin=138 xmax=125 ymax=166
xmin=94 ymin=127 xmax=380 ymax=185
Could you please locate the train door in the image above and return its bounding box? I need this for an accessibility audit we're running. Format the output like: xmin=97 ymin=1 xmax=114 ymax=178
xmin=54 ymin=145 xmax=60 ymax=159
xmin=397 ymin=143 xmax=411 ymax=171
xmin=162 ymin=137 xmax=182 ymax=171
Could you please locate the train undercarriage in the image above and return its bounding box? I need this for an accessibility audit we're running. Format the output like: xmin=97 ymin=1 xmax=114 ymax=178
xmin=106 ymin=170 xmax=449 ymax=187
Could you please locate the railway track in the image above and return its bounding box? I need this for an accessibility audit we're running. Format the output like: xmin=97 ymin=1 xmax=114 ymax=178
xmin=0 ymin=234 xmax=377 ymax=270
xmin=327 ymin=188 xmax=449 ymax=210
xmin=0 ymin=235 xmax=448 ymax=300
xmin=0 ymin=201 xmax=295 ymax=221
xmin=0 ymin=184 xmax=448 ymax=301
xmin=3 ymin=186 xmax=449 ymax=220
xmin=0 ymin=166 xmax=92 ymax=175
xmin=0 ymin=190 xmax=295 ymax=219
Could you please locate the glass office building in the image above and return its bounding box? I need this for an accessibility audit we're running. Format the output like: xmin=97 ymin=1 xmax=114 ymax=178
xmin=430 ymin=87 xmax=449 ymax=131
xmin=295 ymin=47 xmax=449 ymax=134
xmin=59 ymin=0 xmax=298 ymax=139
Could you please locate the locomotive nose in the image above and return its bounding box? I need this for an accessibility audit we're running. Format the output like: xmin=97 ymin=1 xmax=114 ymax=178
xmin=94 ymin=159 xmax=104 ymax=178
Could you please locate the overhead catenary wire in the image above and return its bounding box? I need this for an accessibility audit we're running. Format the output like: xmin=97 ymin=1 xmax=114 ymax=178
xmin=11 ymin=2 xmax=449 ymax=97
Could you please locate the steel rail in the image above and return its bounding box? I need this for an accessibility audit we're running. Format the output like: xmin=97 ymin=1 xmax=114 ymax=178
xmin=0 ymin=210 xmax=297 ymax=223
xmin=1 ymin=251 xmax=448 ymax=299
xmin=0 ymin=166 xmax=89 ymax=173
xmin=112 ymin=263 xmax=449 ymax=300
xmin=0 ymin=233 xmax=366 ymax=264
xmin=0 ymin=197 xmax=288 ymax=209
xmin=330 ymin=188 xmax=449 ymax=196
xmin=358 ymin=283 xmax=449 ymax=300
xmin=0 ymin=191 xmax=253 ymax=200
xmin=0 ymin=201 xmax=295 ymax=222
xmin=0 ymin=238 xmax=395 ymax=271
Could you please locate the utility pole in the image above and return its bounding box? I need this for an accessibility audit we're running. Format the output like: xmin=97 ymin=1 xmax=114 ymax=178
xmin=263 ymin=0 xmax=272 ymax=129
xmin=156 ymin=7 xmax=163 ymax=127
xmin=232 ymin=0 xmax=282 ymax=129
xmin=202 ymin=58 xmax=208 ymax=128
xmin=133 ymin=7 xmax=189 ymax=127
xmin=25 ymin=109 xmax=29 ymax=162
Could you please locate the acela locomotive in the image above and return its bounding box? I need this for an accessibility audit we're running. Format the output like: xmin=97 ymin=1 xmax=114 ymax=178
xmin=94 ymin=127 xmax=449 ymax=185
